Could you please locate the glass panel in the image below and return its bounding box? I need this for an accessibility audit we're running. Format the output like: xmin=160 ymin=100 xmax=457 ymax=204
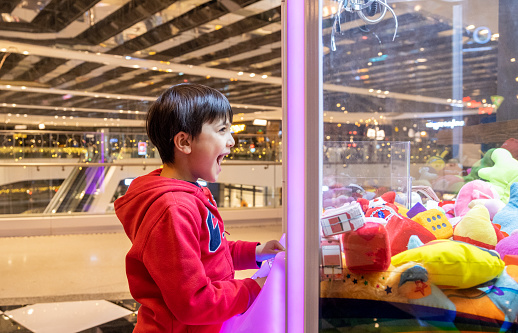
xmin=0 ymin=130 xmax=282 ymax=215
xmin=319 ymin=0 xmax=518 ymax=331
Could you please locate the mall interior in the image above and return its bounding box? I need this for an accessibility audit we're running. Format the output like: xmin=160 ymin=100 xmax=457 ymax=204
xmin=0 ymin=0 xmax=518 ymax=332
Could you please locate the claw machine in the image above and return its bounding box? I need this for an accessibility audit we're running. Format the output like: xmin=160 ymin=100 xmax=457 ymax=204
xmin=285 ymin=0 xmax=518 ymax=332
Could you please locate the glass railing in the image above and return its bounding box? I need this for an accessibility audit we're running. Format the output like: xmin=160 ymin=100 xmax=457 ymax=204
xmin=0 ymin=160 xmax=282 ymax=216
xmin=0 ymin=130 xmax=283 ymax=162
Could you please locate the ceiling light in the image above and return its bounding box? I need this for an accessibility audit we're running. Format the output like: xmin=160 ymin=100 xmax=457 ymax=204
xmin=253 ymin=119 xmax=267 ymax=126
xmin=238 ymin=72 xmax=243 ymax=76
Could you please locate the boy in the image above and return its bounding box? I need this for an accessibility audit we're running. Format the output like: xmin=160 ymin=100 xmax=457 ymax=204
xmin=115 ymin=83 xmax=284 ymax=332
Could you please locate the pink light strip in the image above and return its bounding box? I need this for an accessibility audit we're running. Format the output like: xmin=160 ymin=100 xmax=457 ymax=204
xmin=286 ymin=0 xmax=305 ymax=331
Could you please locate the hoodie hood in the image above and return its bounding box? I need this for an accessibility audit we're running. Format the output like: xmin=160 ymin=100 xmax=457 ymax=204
xmin=114 ymin=168 xmax=205 ymax=242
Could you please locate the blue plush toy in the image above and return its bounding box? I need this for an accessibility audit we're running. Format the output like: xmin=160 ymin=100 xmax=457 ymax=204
xmin=492 ymin=182 xmax=518 ymax=235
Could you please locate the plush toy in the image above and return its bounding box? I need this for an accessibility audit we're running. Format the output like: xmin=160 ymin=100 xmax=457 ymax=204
xmin=478 ymin=148 xmax=518 ymax=203
xmin=495 ymin=232 xmax=518 ymax=262
xmin=413 ymin=166 xmax=437 ymax=187
xmin=432 ymin=174 xmax=465 ymax=193
xmin=342 ymin=222 xmax=391 ymax=274
xmin=501 ymin=137 xmax=518 ymax=159
xmin=492 ymin=182 xmax=518 ymax=235
xmin=468 ymin=198 xmax=505 ymax=220
xmin=427 ymin=150 xmax=449 ymax=171
xmin=463 ymin=148 xmax=495 ymax=183
xmin=453 ymin=204 xmax=504 ymax=250
xmin=362 ymin=191 xmax=401 ymax=225
xmin=442 ymin=265 xmax=518 ymax=330
xmin=386 ymin=216 xmax=436 ymax=255
xmin=394 ymin=202 xmax=409 ymax=217
xmin=454 ymin=180 xmax=498 ymax=217
xmin=411 ymin=209 xmax=453 ymax=239
xmin=368 ymin=191 xmax=397 ymax=209
xmin=391 ymin=239 xmax=505 ymax=289
xmin=438 ymin=200 xmax=456 ymax=219
xmin=320 ymin=263 xmax=408 ymax=303
xmin=441 ymin=159 xmax=463 ymax=177
xmin=321 ymin=258 xmax=518 ymax=331
xmin=406 ymin=202 xmax=427 ymax=218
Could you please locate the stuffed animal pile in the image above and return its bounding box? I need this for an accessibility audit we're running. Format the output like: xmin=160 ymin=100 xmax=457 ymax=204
xmin=320 ymin=143 xmax=518 ymax=331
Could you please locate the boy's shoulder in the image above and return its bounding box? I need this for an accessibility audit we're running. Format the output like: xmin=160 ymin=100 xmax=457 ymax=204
xmin=151 ymin=182 xmax=213 ymax=212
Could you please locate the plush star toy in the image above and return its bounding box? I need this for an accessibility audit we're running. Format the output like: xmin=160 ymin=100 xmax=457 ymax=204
xmin=478 ymin=148 xmax=518 ymax=203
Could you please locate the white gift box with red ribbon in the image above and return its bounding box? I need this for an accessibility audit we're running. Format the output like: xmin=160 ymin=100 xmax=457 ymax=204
xmin=320 ymin=201 xmax=365 ymax=237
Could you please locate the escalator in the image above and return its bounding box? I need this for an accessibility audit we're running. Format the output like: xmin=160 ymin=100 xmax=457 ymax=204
xmin=44 ymin=156 xmax=109 ymax=214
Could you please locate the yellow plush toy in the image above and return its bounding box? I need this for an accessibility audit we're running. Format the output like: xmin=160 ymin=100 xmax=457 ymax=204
xmin=411 ymin=209 xmax=453 ymax=239
xmin=453 ymin=204 xmax=500 ymax=249
xmin=391 ymin=239 xmax=505 ymax=289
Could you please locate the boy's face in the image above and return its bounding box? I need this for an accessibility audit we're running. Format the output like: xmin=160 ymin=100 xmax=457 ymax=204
xmin=188 ymin=117 xmax=235 ymax=183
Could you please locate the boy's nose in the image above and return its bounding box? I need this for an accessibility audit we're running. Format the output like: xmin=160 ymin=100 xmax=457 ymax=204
xmin=228 ymin=134 xmax=235 ymax=147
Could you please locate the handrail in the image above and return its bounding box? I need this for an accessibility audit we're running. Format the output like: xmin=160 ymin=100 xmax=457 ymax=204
xmin=0 ymin=161 xmax=282 ymax=167
xmin=0 ymin=130 xmax=281 ymax=138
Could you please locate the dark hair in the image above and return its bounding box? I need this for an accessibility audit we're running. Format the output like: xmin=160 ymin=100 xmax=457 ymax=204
xmin=146 ymin=83 xmax=233 ymax=164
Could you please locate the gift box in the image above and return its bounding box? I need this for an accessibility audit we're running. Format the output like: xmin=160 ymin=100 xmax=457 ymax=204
xmin=320 ymin=202 xmax=366 ymax=237
xmin=321 ymin=239 xmax=343 ymax=275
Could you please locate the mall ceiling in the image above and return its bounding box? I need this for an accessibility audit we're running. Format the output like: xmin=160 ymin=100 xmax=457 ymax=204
xmin=0 ymin=0 xmax=499 ymax=129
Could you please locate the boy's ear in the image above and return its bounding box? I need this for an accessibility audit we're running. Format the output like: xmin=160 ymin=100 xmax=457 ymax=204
xmin=172 ymin=131 xmax=192 ymax=154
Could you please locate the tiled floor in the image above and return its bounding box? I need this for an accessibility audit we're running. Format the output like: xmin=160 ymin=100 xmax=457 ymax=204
xmin=0 ymin=222 xmax=284 ymax=332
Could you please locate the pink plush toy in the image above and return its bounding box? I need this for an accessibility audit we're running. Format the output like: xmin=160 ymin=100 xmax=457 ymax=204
xmin=501 ymin=138 xmax=518 ymax=159
xmin=468 ymin=198 xmax=505 ymax=220
xmin=454 ymin=180 xmax=499 ymax=217
xmin=495 ymin=231 xmax=518 ymax=261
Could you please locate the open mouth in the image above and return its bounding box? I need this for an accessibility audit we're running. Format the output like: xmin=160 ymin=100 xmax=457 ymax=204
xmin=217 ymin=153 xmax=227 ymax=166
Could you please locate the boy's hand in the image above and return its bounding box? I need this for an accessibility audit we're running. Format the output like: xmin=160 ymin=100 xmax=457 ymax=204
xmin=253 ymin=276 xmax=267 ymax=288
xmin=256 ymin=240 xmax=285 ymax=262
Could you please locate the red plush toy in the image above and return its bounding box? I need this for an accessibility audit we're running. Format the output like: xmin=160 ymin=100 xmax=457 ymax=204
xmin=363 ymin=191 xmax=401 ymax=225
xmin=386 ymin=216 xmax=437 ymax=255
xmin=342 ymin=222 xmax=391 ymax=274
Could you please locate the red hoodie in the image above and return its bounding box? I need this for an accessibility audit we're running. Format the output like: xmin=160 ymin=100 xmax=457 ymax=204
xmin=115 ymin=169 xmax=261 ymax=332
